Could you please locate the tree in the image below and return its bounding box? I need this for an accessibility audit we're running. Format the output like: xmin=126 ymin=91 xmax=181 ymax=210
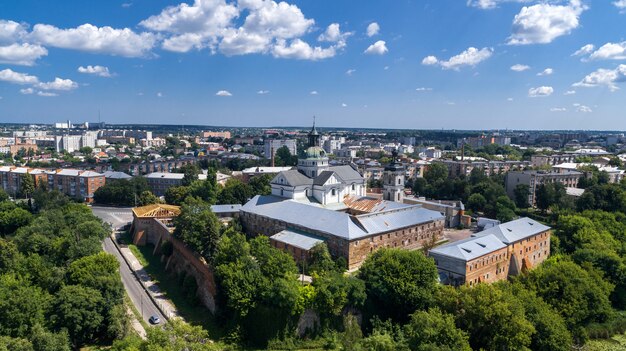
xmin=466 ymin=193 xmax=486 ymax=212
xmin=51 ymin=285 xmax=105 ymax=348
xmin=359 ymin=249 xmax=438 ymax=321
xmin=20 ymin=175 xmax=35 ymax=199
xmin=218 ymin=178 xmax=253 ymax=205
xmin=0 ymin=275 xmax=51 ymax=338
xmin=113 ymin=319 xmax=221 ymax=350
xmin=308 ymin=243 xmax=337 ymax=275
xmin=424 ymin=163 xmax=448 ymax=184
xmin=248 ymin=174 xmax=273 ymax=196
xmin=0 ymin=206 xmax=33 ymax=236
xmin=495 ymin=195 xmax=517 ymax=222
xmin=173 ymin=197 xmax=222 ymax=262
xmin=188 ymin=170 xmax=219 ymax=204
xmin=165 ymin=185 xmax=190 ymax=205
xmin=137 ymin=190 xmax=161 ymax=205
xmin=514 ymin=184 xmax=530 ymax=209
xmin=313 ymin=272 xmax=366 ymax=316
xmin=179 ymin=164 xmax=201 ymax=186
xmin=67 ymin=252 xmax=123 ymax=305
xmin=404 ymin=308 xmax=471 ymax=351
xmin=274 ymin=146 xmax=297 ymax=166
xmin=535 ymin=183 xmax=566 ymax=213
xmin=29 ymin=324 xmax=71 ymax=351
xmin=449 ymin=284 xmax=535 ymax=351
xmin=521 ymin=259 xmax=614 ymax=335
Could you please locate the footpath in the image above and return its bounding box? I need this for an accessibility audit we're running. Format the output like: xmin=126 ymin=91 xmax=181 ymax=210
xmin=111 ymin=232 xmax=180 ymax=320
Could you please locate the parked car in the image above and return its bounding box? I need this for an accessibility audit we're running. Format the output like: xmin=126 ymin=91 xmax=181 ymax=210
xmin=149 ymin=315 xmax=161 ymax=324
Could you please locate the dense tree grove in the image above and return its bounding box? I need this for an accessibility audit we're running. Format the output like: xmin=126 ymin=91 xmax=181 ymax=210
xmin=94 ymin=177 xmax=160 ymax=206
xmin=0 ymin=195 xmax=127 ymax=349
xmin=411 ymin=166 xmax=517 ymax=222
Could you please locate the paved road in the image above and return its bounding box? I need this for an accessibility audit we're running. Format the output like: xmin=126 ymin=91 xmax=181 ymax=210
xmin=93 ymin=206 xmax=166 ymax=325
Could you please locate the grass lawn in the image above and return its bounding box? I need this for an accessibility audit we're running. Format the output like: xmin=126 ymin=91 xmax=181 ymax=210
xmin=586 ymin=333 xmax=626 ymax=351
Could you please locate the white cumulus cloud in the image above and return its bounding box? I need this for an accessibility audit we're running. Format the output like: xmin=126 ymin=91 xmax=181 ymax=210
xmin=550 ymin=107 xmax=567 ymax=112
xmin=423 ymin=47 xmax=493 ymax=70
xmin=511 ymin=64 xmax=530 ymax=72
xmin=364 ymin=40 xmax=388 ymax=55
xmin=216 ymin=90 xmax=232 ymax=96
xmin=272 ymin=39 xmax=336 ymax=60
xmin=20 ymin=88 xmax=34 ymax=94
xmin=0 ymin=68 xmax=39 ymax=84
xmin=508 ymin=0 xmax=586 ymax=45
xmin=257 ymin=90 xmax=269 ymax=94
xmin=0 ymin=43 xmax=48 ymax=66
xmin=564 ymin=90 xmax=576 ymax=95
xmin=614 ymin=0 xmax=626 ymax=12
xmin=588 ymin=42 xmax=626 ymax=61
xmin=416 ymin=87 xmax=433 ymax=91
xmin=318 ymin=23 xmax=352 ymax=48
xmin=537 ymin=68 xmax=554 ymax=76
xmin=37 ymin=77 xmax=78 ymax=91
xmin=346 ymin=68 xmax=356 ymax=76
xmin=573 ymin=44 xmax=594 ymax=56
xmin=30 ymin=23 xmax=156 ymax=57
xmin=528 ymin=86 xmax=554 ymax=97
xmin=574 ymin=64 xmax=626 ymax=92
xmin=77 ymin=65 xmax=112 ymax=77
xmin=366 ymin=22 xmax=380 ymax=37
xmin=37 ymin=91 xmax=58 ymax=97
xmin=574 ymin=103 xmax=592 ymax=112
xmin=0 ymin=20 xmax=28 ymax=44
xmin=309 ymin=90 xmax=318 ymax=95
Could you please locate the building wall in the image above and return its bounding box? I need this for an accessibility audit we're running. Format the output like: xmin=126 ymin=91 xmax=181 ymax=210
xmin=430 ymin=229 xmax=551 ymax=287
xmin=508 ymin=230 xmax=551 ymax=275
xmin=240 ymin=211 xmax=444 ymax=270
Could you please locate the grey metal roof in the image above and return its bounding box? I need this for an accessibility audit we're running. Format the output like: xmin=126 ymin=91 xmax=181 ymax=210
xmin=211 ymin=204 xmax=242 ymax=214
xmin=103 ymin=171 xmax=132 ymax=179
xmin=241 ymin=195 xmax=443 ymax=240
xmin=272 ymin=170 xmax=313 ymax=187
xmin=472 ymin=217 xmax=550 ymax=244
xmin=313 ymin=170 xmax=335 ymax=186
xmin=354 ymin=206 xmax=444 ymax=234
xmin=270 ymin=229 xmax=325 ymax=250
xmin=146 ymin=172 xmax=184 ymax=179
xmin=328 ymin=165 xmax=363 ymax=183
xmin=429 ymin=233 xmax=507 ymax=261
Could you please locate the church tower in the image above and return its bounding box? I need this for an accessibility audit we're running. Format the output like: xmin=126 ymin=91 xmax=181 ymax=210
xmin=297 ymin=118 xmax=329 ymax=178
xmin=383 ymin=149 xmax=405 ymax=203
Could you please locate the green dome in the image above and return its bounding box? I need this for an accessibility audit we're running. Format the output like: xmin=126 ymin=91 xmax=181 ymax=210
xmin=303 ymin=146 xmax=327 ymax=159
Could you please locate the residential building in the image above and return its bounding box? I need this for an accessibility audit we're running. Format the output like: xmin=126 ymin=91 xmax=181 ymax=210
xmin=202 ymin=131 xmax=231 ymax=139
xmin=437 ymin=160 xmax=529 ymax=178
xmin=552 ymin=162 xmax=625 ymax=184
xmin=46 ymin=169 xmax=105 ymax=202
xmin=429 ymin=218 xmax=551 ymax=286
xmin=145 ymin=172 xmax=207 ymax=196
xmin=505 ymin=170 xmax=583 ymax=206
xmin=264 ymin=139 xmax=297 ymax=158
xmin=531 ymin=154 xmax=576 ymax=167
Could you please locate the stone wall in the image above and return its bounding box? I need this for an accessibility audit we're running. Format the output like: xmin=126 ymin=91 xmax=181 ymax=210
xmin=508 ymin=229 xmax=551 ymax=275
xmin=132 ymin=217 xmax=217 ymax=313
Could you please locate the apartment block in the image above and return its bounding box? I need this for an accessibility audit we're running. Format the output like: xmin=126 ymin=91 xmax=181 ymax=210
xmin=47 ymin=169 xmax=106 ymax=202
xmin=505 ymin=170 xmax=583 ymax=206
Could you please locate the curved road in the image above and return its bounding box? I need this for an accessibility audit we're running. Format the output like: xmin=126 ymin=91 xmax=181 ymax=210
xmin=92 ymin=206 xmax=166 ymax=325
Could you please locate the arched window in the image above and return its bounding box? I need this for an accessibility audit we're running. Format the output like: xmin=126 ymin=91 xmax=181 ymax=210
xmin=351 ymin=184 xmax=355 ymax=191
xmin=332 ymin=189 xmax=336 ymax=196
xmin=281 ymin=188 xmax=284 ymax=196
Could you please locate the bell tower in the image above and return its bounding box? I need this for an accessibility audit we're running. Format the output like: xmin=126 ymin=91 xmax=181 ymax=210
xmin=383 ymin=149 xmax=405 ymax=203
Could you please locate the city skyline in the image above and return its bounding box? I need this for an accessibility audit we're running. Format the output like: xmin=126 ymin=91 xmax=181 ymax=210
xmin=0 ymin=0 xmax=625 ymax=130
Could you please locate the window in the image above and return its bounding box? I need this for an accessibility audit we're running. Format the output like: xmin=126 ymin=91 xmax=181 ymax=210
xmin=331 ymin=189 xmax=336 ymax=196
xmin=352 ymin=184 xmax=355 ymax=190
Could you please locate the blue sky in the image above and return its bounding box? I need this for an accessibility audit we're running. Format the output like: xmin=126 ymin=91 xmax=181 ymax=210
xmin=0 ymin=0 xmax=625 ymax=130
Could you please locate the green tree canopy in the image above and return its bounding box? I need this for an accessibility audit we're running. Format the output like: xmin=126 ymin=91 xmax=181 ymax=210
xmin=359 ymin=249 xmax=438 ymax=321
xmin=173 ymin=197 xmax=222 ymax=263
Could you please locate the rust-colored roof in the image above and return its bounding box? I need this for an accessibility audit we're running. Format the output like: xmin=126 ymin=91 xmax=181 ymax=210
xmin=343 ymin=195 xmax=407 ymax=213
xmin=132 ymin=204 xmax=181 ymax=218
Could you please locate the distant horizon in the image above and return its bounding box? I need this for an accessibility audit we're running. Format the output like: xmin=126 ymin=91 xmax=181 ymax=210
xmin=1 ymin=121 xmax=625 ymax=134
